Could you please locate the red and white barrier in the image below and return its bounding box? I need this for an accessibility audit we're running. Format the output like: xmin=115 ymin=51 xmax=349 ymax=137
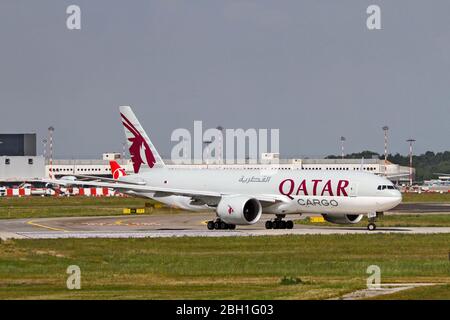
xmin=401 ymin=189 xmax=450 ymax=194
xmin=66 ymin=187 xmax=116 ymax=197
xmin=0 ymin=187 xmax=124 ymax=197
xmin=4 ymin=188 xmax=32 ymax=197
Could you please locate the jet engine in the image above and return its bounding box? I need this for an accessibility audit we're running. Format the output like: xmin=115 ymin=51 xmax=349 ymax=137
xmin=216 ymin=195 xmax=262 ymax=225
xmin=322 ymin=214 xmax=363 ymax=224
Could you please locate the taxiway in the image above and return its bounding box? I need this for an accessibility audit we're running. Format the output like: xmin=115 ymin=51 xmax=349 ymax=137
xmin=1 ymin=203 xmax=450 ymax=240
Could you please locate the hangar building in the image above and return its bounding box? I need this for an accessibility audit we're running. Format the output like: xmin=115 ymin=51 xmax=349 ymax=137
xmin=0 ymin=134 xmax=44 ymax=183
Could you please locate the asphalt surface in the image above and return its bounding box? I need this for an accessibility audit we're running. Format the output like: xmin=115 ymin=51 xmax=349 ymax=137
xmin=390 ymin=202 xmax=450 ymax=214
xmin=0 ymin=202 xmax=450 ymax=239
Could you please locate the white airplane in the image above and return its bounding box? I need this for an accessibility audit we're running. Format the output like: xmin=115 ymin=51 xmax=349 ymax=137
xmin=46 ymin=106 xmax=402 ymax=231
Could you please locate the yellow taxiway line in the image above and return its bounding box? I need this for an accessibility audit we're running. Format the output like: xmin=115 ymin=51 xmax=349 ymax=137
xmin=27 ymin=220 xmax=68 ymax=232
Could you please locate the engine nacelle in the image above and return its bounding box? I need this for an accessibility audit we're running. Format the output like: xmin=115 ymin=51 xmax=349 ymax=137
xmin=322 ymin=214 xmax=363 ymax=225
xmin=216 ymin=195 xmax=262 ymax=225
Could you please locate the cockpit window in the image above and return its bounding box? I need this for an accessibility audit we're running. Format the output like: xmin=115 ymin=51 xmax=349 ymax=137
xmin=378 ymin=185 xmax=396 ymax=190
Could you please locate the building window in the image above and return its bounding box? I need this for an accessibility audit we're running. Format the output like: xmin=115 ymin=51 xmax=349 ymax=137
xmin=28 ymin=158 xmax=33 ymax=165
xmin=5 ymin=158 xmax=10 ymax=165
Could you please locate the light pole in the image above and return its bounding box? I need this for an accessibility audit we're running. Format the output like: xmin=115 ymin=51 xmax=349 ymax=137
xmin=48 ymin=127 xmax=54 ymax=178
xmin=122 ymin=142 xmax=127 ymax=165
xmin=406 ymin=139 xmax=416 ymax=186
xmin=42 ymin=139 xmax=47 ymax=160
xmin=340 ymin=136 xmax=346 ymax=159
xmin=382 ymin=126 xmax=389 ymax=175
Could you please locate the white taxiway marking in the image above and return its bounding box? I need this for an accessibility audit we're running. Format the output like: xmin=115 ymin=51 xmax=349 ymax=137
xmin=7 ymin=226 xmax=450 ymax=239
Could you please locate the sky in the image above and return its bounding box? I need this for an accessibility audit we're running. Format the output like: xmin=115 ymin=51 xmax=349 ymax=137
xmin=0 ymin=0 xmax=449 ymax=159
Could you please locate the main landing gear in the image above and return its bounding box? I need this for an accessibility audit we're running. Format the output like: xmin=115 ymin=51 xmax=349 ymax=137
xmin=265 ymin=215 xmax=294 ymax=230
xmin=207 ymin=219 xmax=236 ymax=230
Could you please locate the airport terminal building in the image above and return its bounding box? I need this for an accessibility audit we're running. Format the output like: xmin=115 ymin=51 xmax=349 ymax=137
xmin=45 ymin=153 xmax=412 ymax=184
xmin=0 ymin=134 xmax=413 ymax=185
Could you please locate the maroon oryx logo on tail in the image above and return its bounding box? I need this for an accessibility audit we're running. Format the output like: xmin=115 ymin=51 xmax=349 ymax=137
xmin=121 ymin=113 xmax=156 ymax=173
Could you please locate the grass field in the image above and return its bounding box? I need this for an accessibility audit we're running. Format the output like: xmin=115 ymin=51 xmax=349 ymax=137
xmin=0 ymin=192 xmax=448 ymax=220
xmin=402 ymin=192 xmax=450 ymax=203
xmin=0 ymin=197 xmax=163 ymax=219
xmin=0 ymin=234 xmax=449 ymax=299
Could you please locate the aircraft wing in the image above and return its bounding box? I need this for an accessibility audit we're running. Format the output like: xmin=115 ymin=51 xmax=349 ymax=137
xmin=42 ymin=179 xmax=288 ymax=206
xmin=64 ymin=174 xmax=145 ymax=185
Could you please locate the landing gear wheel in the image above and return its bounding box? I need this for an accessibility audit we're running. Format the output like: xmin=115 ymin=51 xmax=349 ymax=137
xmin=367 ymin=223 xmax=377 ymax=231
xmin=267 ymin=218 xmax=294 ymax=229
xmin=265 ymin=220 xmax=273 ymax=229
xmin=286 ymin=220 xmax=294 ymax=229
xmin=208 ymin=219 xmax=235 ymax=230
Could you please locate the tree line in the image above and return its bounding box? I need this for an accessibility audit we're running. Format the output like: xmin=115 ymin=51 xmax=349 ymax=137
xmin=325 ymin=150 xmax=450 ymax=182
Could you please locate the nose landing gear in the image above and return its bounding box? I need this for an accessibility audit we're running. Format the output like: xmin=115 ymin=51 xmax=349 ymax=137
xmin=367 ymin=222 xmax=377 ymax=231
xmin=366 ymin=212 xmax=383 ymax=231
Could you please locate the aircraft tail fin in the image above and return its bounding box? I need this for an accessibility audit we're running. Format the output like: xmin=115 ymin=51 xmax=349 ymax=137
xmin=109 ymin=160 xmax=127 ymax=179
xmin=119 ymin=106 xmax=165 ymax=173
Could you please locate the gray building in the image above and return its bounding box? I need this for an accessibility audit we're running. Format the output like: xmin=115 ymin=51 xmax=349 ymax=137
xmin=0 ymin=134 xmax=37 ymax=156
xmin=0 ymin=156 xmax=45 ymax=181
xmin=0 ymin=134 xmax=44 ymax=182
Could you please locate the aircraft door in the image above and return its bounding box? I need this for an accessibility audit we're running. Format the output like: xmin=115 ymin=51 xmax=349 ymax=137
xmin=349 ymin=182 xmax=359 ymax=197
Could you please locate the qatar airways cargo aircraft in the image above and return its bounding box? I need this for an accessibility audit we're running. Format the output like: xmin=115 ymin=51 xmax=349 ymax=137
xmin=48 ymin=106 xmax=402 ymax=231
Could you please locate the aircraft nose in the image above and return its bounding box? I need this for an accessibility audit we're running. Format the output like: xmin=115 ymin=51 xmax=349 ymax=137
xmin=390 ymin=190 xmax=402 ymax=207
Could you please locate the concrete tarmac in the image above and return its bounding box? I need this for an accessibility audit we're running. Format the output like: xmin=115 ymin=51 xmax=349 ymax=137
xmin=390 ymin=202 xmax=450 ymax=214
xmin=1 ymin=205 xmax=450 ymax=240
